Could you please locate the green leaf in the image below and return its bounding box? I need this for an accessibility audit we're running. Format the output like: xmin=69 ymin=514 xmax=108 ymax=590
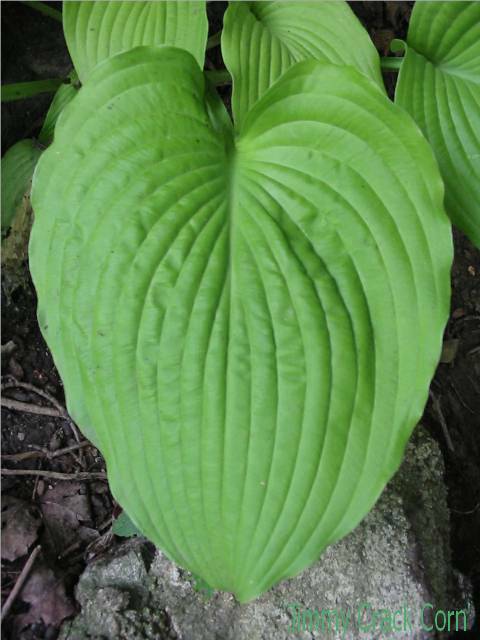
xmin=30 ymin=46 xmax=452 ymax=602
xmin=63 ymin=0 xmax=208 ymax=82
xmin=221 ymin=0 xmax=384 ymax=129
xmin=1 ymin=78 xmax=64 ymax=102
xmin=395 ymin=1 xmax=480 ymax=246
xmin=2 ymin=139 xmax=41 ymax=233
xmin=39 ymin=71 xmax=79 ymax=145
xmin=112 ymin=511 xmax=143 ymax=538
xmin=22 ymin=1 xmax=63 ymax=23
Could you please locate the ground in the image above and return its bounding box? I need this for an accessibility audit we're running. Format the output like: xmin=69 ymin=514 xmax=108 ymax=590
xmin=1 ymin=2 xmax=479 ymax=639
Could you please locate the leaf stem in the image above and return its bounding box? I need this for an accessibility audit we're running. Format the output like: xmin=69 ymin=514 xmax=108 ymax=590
xmin=380 ymin=57 xmax=403 ymax=72
xmin=1 ymin=545 xmax=42 ymax=622
xmin=206 ymin=31 xmax=222 ymax=50
xmin=205 ymin=69 xmax=232 ymax=86
xmin=1 ymin=78 xmax=65 ymax=102
xmin=1 ymin=468 xmax=107 ymax=481
xmin=22 ymin=1 xmax=62 ymax=23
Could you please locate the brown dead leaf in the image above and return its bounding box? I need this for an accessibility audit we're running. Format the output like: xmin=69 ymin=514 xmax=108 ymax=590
xmin=40 ymin=482 xmax=98 ymax=556
xmin=16 ymin=562 xmax=76 ymax=629
xmin=1 ymin=496 xmax=41 ymax=561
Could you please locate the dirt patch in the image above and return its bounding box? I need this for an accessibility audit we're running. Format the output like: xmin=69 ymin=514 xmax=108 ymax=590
xmin=1 ymin=270 xmax=115 ymax=640
xmin=424 ymin=230 xmax=480 ymax=610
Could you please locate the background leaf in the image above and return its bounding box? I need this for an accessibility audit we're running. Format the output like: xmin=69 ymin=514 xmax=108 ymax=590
xmin=1 ymin=139 xmax=41 ymax=233
xmin=1 ymin=78 xmax=64 ymax=102
xmin=222 ymin=0 xmax=384 ymax=129
xmin=30 ymin=47 xmax=452 ymax=602
xmin=112 ymin=511 xmax=143 ymax=538
xmin=38 ymin=71 xmax=79 ymax=145
xmin=395 ymin=1 xmax=480 ymax=246
xmin=63 ymin=0 xmax=208 ymax=81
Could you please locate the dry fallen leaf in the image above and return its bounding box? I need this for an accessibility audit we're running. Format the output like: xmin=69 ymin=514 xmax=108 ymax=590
xmin=16 ymin=562 xmax=76 ymax=630
xmin=1 ymin=496 xmax=41 ymax=562
xmin=40 ymin=482 xmax=98 ymax=556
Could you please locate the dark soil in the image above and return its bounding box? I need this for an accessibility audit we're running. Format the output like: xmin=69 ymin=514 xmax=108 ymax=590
xmin=2 ymin=2 xmax=479 ymax=639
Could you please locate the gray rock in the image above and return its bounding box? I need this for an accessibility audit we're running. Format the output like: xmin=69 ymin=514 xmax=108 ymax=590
xmin=60 ymin=427 xmax=474 ymax=640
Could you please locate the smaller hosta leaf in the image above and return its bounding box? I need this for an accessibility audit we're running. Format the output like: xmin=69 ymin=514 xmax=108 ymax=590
xmin=1 ymin=139 xmax=41 ymax=233
xmin=39 ymin=71 xmax=79 ymax=145
xmin=63 ymin=0 xmax=208 ymax=82
xmin=395 ymin=1 xmax=480 ymax=246
xmin=112 ymin=512 xmax=143 ymax=538
xmin=222 ymin=0 xmax=384 ymax=129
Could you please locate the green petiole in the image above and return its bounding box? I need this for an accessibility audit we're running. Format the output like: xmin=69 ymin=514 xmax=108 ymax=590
xmin=22 ymin=1 xmax=63 ymax=23
xmin=381 ymin=56 xmax=403 ymax=72
xmin=1 ymin=78 xmax=66 ymax=102
xmin=205 ymin=69 xmax=232 ymax=86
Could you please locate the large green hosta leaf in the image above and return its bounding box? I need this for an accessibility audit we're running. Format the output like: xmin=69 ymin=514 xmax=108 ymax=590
xmin=63 ymin=0 xmax=208 ymax=81
xmin=395 ymin=1 xmax=480 ymax=246
xmin=30 ymin=46 xmax=452 ymax=602
xmin=222 ymin=0 xmax=384 ymax=128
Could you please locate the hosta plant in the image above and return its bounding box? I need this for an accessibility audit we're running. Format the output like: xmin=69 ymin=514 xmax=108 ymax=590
xmin=394 ymin=0 xmax=480 ymax=246
xmin=28 ymin=1 xmax=456 ymax=602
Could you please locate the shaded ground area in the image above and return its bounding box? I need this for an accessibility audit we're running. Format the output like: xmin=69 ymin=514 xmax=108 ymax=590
xmin=2 ymin=2 xmax=479 ymax=639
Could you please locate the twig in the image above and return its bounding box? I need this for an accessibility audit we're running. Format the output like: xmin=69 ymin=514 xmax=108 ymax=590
xmin=429 ymin=391 xmax=455 ymax=453
xmin=451 ymin=502 xmax=480 ymax=516
xmin=2 ymin=380 xmax=66 ymax=415
xmin=453 ymin=314 xmax=480 ymax=324
xmin=32 ymin=475 xmax=40 ymax=501
xmin=1 ymin=468 xmax=107 ymax=481
xmin=57 ymin=539 xmax=83 ymax=560
xmin=50 ymin=441 xmax=89 ymax=458
xmin=2 ymin=378 xmax=83 ymax=449
xmin=85 ymin=529 xmax=114 ymax=560
xmin=1 ymin=397 xmax=63 ymax=418
xmin=22 ymin=1 xmax=63 ymax=22
xmin=1 ymin=545 xmax=41 ymax=622
xmin=29 ymin=443 xmax=83 ymax=468
xmin=2 ymin=450 xmax=44 ymax=462
xmin=2 ymin=440 xmax=90 ymax=462
xmin=98 ymin=516 xmax=113 ymax=532
xmin=449 ymin=381 xmax=475 ymax=414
